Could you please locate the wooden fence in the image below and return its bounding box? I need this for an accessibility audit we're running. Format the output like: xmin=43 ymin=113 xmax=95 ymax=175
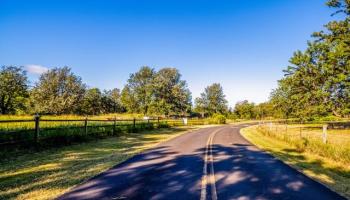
xmin=0 ymin=116 xmax=208 ymax=147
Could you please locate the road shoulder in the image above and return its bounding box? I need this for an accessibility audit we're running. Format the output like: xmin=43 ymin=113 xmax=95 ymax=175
xmin=240 ymin=125 xmax=350 ymax=199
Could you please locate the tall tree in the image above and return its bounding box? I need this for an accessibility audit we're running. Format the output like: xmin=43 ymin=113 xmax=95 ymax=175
xmin=233 ymin=100 xmax=256 ymax=119
xmin=30 ymin=67 xmax=86 ymax=114
xmin=0 ymin=66 xmax=28 ymax=114
xmin=271 ymin=0 xmax=350 ymax=118
xmin=121 ymin=85 xmax=138 ymax=113
xmin=151 ymin=68 xmax=192 ymax=116
xmin=195 ymin=83 xmax=228 ymax=115
xmin=102 ymin=88 xmax=124 ymax=113
xmin=194 ymin=96 xmax=207 ymax=117
xmin=81 ymin=88 xmax=103 ymax=115
xmin=121 ymin=66 xmax=155 ymax=114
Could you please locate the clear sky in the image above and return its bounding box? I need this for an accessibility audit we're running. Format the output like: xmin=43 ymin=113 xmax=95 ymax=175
xmin=0 ymin=0 xmax=335 ymax=106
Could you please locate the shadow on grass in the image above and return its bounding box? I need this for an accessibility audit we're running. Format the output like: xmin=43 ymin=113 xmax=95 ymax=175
xmin=1 ymin=126 xmax=347 ymax=200
xmin=0 ymin=127 xmax=190 ymax=200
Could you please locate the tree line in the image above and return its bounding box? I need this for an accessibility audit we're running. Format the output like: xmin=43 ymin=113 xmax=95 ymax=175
xmin=1 ymin=64 xmax=274 ymax=119
xmin=0 ymin=65 xmax=229 ymax=117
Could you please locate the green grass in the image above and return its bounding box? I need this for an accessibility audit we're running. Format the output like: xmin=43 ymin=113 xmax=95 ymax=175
xmin=0 ymin=127 xmax=194 ymax=200
xmin=241 ymin=125 xmax=350 ymax=199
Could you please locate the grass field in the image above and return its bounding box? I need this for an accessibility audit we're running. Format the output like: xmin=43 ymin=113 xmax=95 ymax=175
xmin=241 ymin=125 xmax=350 ymax=199
xmin=0 ymin=127 xmax=197 ymax=200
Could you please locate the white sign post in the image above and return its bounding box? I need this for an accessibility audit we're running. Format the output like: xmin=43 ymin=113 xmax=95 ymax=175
xmin=322 ymin=124 xmax=328 ymax=144
xmin=183 ymin=118 xmax=188 ymax=125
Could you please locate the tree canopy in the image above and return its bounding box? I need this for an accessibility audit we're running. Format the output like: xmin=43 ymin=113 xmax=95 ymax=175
xmin=194 ymin=83 xmax=228 ymax=116
xmin=0 ymin=66 xmax=28 ymax=114
xmin=121 ymin=66 xmax=155 ymax=114
xmin=30 ymin=67 xmax=86 ymax=114
xmin=270 ymin=0 xmax=350 ymax=118
xmin=151 ymin=68 xmax=192 ymax=116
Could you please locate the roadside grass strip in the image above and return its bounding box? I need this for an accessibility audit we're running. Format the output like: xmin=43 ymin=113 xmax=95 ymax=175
xmin=0 ymin=127 xmax=192 ymax=200
xmin=241 ymin=125 xmax=350 ymax=199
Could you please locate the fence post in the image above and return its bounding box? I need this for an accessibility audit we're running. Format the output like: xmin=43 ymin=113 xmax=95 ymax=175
xmin=84 ymin=117 xmax=88 ymax=135
xmin=299 ymin=121 xmax=302 ymax=138
xmin=113 ymin=116 xmax=116 ymax=135
xmin=34 ymin=114 xmax=40 ymax=144
xmin=133 ymin=118 xmax=136 ymax=130
xmin=323 ymin=124 xmax=328 ymax=144
xmin=285 ymin=120 xmax=288 ymax=134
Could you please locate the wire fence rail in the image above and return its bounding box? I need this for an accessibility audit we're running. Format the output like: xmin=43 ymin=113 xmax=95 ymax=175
xmin=257 ymin=120 xmax=350 ymax=164
xmin=0 ymin=116 xmax=208 ymax=147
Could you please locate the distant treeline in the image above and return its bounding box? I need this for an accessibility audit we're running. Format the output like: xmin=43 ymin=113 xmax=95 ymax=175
xmin=0 ymin=66 xmax=188 ymax=116
xmin=0 ymin=64 xmax=274 ymax=119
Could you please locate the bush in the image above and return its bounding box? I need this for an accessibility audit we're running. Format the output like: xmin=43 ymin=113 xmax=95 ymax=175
xmin=158 ymin=121 xmax=170 ymax=128
xmin=209 ymin=114 xmax=226 ymax=124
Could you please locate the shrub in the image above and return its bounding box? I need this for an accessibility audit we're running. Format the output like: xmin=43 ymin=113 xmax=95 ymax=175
xmin=158 ymin=121 xmax=170 ymax=128
xmin=209 ymin=114 xmax=226 ymax=124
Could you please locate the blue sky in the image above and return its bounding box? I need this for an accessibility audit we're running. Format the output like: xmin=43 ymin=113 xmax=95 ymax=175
xmin=0 ymin=0 xmax=335 ymax=106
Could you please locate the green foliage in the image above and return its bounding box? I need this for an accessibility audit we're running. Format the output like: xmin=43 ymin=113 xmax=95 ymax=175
xmin=0 ymin=64 xmax=193 ymax=116
xmin=233 ymin=100 xmax=256 ymax=119
xmin=209 ymin=113 xmax=226 ymax=124
xmin=121 ymin=66 xmax=155 ymax=114
xmin=30 ymin=67 xmax=86 ymax=114
xmin=194 ymin=83 xmax=228 ymax=116
xmin=0 ymin=66 xmax=28 ymax=114
xmin=102 ymin=88 xmax=124 ymax=113
xmin=157 ymin=121 xmax=171 ymax=128
xmin=81 ymin=88 xmax=103 ymax=115
xmin=121 ymin=66 xmax=191 ymax=116
xmin=270 ymin=0 xmax=350 ymax=119
xmin=150 ymin=68 xmax=192 ymax=116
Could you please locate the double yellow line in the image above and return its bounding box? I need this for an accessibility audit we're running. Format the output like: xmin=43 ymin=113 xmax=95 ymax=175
xmin=201 ymin=128 xmax=222 ymax=200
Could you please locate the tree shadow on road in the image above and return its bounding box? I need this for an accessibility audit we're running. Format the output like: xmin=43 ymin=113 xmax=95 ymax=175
xmin=59 ymin=142 xmax=346 ymax=200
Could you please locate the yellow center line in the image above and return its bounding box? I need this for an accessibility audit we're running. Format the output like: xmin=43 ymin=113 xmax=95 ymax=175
xmin=200 ymin=128 xmax=222 ymax=200
xmin=209 ymin=132 xmax=218 ymax=200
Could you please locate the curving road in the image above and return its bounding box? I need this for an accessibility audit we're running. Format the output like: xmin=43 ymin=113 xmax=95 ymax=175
xmin=58 ymin=124 xmax=346 ymax=200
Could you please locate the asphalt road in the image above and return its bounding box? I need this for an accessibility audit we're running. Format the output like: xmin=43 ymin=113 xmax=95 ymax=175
xmin=58 ymin=124 xmax=346 ymax=200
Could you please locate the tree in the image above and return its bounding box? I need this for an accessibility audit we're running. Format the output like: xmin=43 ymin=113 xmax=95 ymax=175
xmin=271 ymin=0 xmax=350 ymax=118
xmin=270 ymin=78 xmax=297 ymax=118
xmin=30 ymin=67 xmax=86 ymax=114
xmin=0 ymin=66 xmax=28 ymax=114
xmin=151 ymin=68 xmax=192 ymax=116
xmin=81 ymin=88 xmax=103 ymax=115
xmin=102 ymin=88 xmax=124 ymax=113
xmin=194 ymin=83 xmax=228 ymax=116
xmin=121 ymin=66 xmax=155 ymax=114
xmin=194 ymin=96 xmax=207 ymax=117
xmin=121 ymin=85 xmax=138 ymax=113
xmin=233 ymin=100 xmax=256 ymax=119
xmin=255 ymin=102 xmax=275 ymax=119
